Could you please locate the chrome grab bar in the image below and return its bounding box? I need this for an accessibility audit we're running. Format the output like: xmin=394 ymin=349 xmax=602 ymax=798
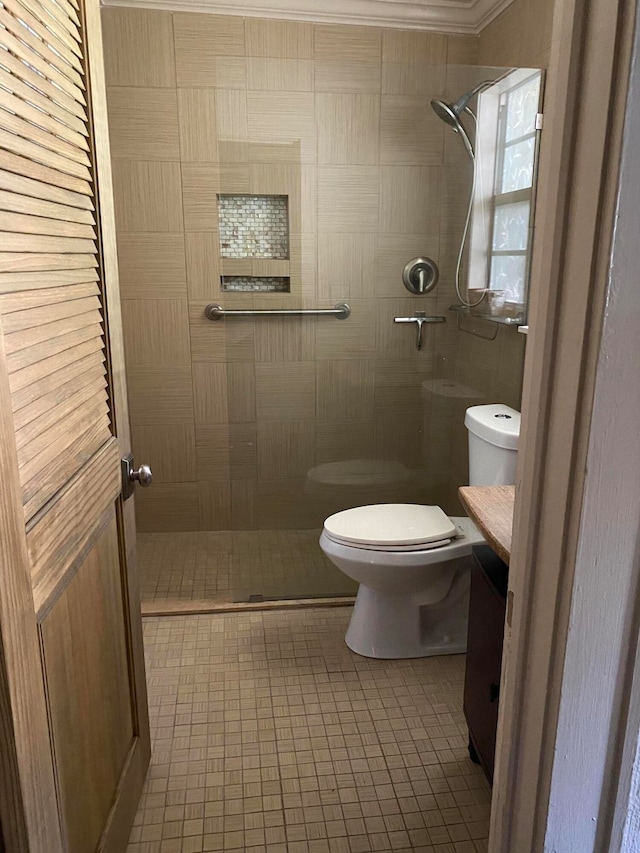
xmin=205 ymin=302 xmax=350 ymax=321
xmin=394 ymin=313 xmax=445 ymax=350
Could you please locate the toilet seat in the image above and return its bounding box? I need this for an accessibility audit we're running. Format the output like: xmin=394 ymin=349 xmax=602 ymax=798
xmin=323 ymin=504 xmax=457 ymax=551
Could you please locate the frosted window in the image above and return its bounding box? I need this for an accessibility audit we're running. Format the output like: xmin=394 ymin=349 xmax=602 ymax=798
xmin=489 ymin=255 xmax=526 ymax=303
xmin=506 ymin=78 xmax=540 ymax=141
xmin=492 ymin=201 xmax=530 ymax=251
xmin=500 ymin=137 xmax=535 ymax=193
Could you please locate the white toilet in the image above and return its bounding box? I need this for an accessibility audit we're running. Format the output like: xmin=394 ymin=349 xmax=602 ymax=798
xmin=319 ymin=404 xmax=521 ymax=659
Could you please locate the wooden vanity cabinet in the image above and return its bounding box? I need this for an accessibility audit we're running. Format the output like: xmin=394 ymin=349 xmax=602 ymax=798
xmin=463 ymin=544 xmax=509 ymax=783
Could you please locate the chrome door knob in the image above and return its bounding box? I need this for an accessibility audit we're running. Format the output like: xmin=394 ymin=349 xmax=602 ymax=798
xmin=131 ymin=464 xmax=153 ymax=488
xmin=121 ymin=454 xmax=153 ymax=500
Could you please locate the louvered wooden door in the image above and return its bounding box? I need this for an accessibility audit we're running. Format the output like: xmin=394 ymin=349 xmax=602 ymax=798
xmin=0 ymin=0 xmax=150 ymax=850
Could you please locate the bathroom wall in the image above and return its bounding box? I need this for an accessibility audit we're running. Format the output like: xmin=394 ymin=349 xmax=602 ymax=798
xmin=102 ymin=9 xmax=479 ymax=531
xmin=444 ymin=0 xmax=556 ymax=506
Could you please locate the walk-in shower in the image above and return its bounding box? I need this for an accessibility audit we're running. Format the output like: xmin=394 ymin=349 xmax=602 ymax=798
xmin=103 ymin=5 xmax=536 ymax=611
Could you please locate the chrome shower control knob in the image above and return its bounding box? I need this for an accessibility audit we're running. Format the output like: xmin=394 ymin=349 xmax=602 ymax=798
xmin=131 ymin=464 xmax=153 ymax=487
xmin=402 ymin=257 xmax=439 ymax=295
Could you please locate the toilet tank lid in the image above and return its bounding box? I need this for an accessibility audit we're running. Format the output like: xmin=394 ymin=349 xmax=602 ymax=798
xmin=465 ymin=404 xmax=521 ymax=450
xmin=324 ymin=504 xmax=457 ymax=547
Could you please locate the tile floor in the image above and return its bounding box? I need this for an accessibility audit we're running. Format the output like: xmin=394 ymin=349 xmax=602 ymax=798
xmin=128 ymin=608 xmax=491 ymax=853
xmin=137 ymin=531 xmax=357 ymax=605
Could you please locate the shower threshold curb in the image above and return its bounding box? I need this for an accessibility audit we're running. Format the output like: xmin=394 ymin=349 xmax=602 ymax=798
xmin=141 ymin=596 xmax=356 ymax=618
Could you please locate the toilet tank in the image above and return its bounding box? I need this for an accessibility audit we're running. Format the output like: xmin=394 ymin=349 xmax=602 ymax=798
xmin=465 ymin=404 xmax=521 ymax=486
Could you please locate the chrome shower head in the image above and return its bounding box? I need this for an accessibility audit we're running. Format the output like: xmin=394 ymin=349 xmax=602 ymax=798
xmin=430 ymin=98 xmax=461 ymax=130
xmin=430 ymin=80 xmax=497 ymax=160
xmin=430 ymin=97 xmax=476 ymax=159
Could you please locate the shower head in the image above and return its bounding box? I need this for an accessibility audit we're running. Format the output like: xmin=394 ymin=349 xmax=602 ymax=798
xmin=430 ymin=80 xmax=497 ymax=160
xmin=430 ymin=97 xmax=476 ymax=159
xmin=430 ymin=98 xmax=461 ymax=130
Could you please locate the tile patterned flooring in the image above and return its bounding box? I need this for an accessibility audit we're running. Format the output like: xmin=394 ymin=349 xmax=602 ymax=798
xmin=127 ymin=608 xmax=491 ymax=853
xmin=138 ymin=531 xmax=357 ymax=605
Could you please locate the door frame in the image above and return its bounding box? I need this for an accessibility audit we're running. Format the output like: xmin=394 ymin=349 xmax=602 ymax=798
xmin=490 ymin=0 xmax=640 ymax=848
xmin=0 ymin=0 xmax=149 ymax=850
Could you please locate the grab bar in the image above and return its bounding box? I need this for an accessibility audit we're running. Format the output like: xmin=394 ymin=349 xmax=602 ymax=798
xmin=205 ymin=302 xmax=350 ymax=321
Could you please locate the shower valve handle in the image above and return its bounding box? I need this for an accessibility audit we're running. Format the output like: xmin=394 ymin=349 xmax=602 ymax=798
xmin=394 ymin=314 xmax=445 ymax=350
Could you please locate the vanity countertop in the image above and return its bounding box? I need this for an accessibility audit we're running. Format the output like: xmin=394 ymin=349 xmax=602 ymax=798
xmin=458 ymin=485 xmax=515 ymax=565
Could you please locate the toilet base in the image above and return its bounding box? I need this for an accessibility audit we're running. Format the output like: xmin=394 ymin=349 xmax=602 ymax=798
xmin=345 ymin=575 xmax=470 ymax=659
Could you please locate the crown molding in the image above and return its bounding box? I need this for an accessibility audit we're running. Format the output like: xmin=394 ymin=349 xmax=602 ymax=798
xmin=100 ymin=0 xmax=516 ymax=35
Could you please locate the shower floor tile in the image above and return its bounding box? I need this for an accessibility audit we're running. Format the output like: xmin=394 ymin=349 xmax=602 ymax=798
xmin=127 ymin=608 xmax=490 ymax=853
xmin=137 ymin=530 xmax=357 ymax=605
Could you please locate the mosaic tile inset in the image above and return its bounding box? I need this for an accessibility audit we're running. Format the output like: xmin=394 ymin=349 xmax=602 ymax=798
xmin=221 ymin=276 xmax=290 ymax=293
xmin=218 ymin=194 xmax=289 ymax=259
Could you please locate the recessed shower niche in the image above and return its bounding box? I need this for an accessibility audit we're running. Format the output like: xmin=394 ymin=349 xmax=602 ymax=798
xmin=218 ymin=194 xmax=291 ymax=293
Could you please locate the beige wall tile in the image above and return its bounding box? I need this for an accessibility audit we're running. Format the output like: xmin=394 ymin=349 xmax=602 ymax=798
xmin=135 ymin=483 xmax=200 ymax=532
xmin=380 ymin=95 xmax=444 ymax=166
xmin=314 ymin=60 xmax=381 ymax=94
xmin=256 ymin=362 xmax=315 ymax=420
xmin=132 ymin=424 xmax=197 ymax=483
xmin=247 ymin=91 xmax=315 ymax=165
xmin=107 ymin=87 xmax=180 ymax=161
xmin=227 ymin=363 xmax=256 ymax=423
xmin=476 ymin=0 xmax=550 ymax=67
xmin=373 ymin=411 xmax=424 ymax=468
xmin=317 ymin=94 xmax=380 ymax=166
xmin=218 ymin=162 xmax=251 ymax=192
xmin=317 ymin=233 xmax=376 ymax=301
xmin=374 ymin=359 xmax=433 ymax=415
xmin=381 ymin=62 xmax=445 ymax=97
xmin=189 ymin=301 xmax=227 ymax=362
xmin=174 ymin=14 xmax=245 ymax=86
xmin=214 ymin=57 xmax=248 ymax=88
xmin=253 ymin=314 xmax=315 ymax=363
xmin=317 ymin=167 xmax=379 ymax=232
xmin=256 ymin=480 xmax=323 ymax=529
xmin=117 ymin=233 xmax=186 ymax=298
xmin=229 ymin=423 xmax=258 ymax=478
xmin=379 ymin=166 xmax=441 ymax=235
xmin=446 ymin=34 xmax=479 ymax=65
xmin=102 ymin=8 xmax=175 ymax=88
xmin=122 ymin=298 xmax=191 ymax=366
xmin=182 ymin=163 xmax=220 ymax=231
xmin=245 ymin=19 xmax=313 ymax=58
xmin=178 ymin=89 xmax=218 ymax=162
xmin=246 ymin=58 xmax=313 ymax=91
xmin=216 ymin=90 xmax=248 ymax=153
xmin=316 ymin=299 xmax=377 ymax=360
xmin=382 ymin=30 xmax=447 ymax=64
xmin=314 ymin=24 xmax=382 ymax=60
xmin=127 ymin=366 xmax=194 ymax=425
xmin=230 ymin=479 xmax=257 ymax=529
xmin=112 ymin=161 xmax=183 ymax=232
xmin=316 ymin=361 xmax=374 ymax=420
xmin=186 ymin=232 xmax=221 ymax=301
xmin=257 ymin=420 xmax=315 ymax=479
xmin=195 ymin=424 xmax=231 ymax=479
xmin=315 ymin=419 xmax=374 ymax=464
xmin=199 ymin=480 xmax=232 ymax=530
xmin=193 ymin=362 xmax=229 ymax=424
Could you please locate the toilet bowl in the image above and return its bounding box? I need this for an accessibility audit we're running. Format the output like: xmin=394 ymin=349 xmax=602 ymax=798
xmin=320 ymin=506 xmax=484 ymax=658
xmin=319 ymin=404 xmax=521 ymax=659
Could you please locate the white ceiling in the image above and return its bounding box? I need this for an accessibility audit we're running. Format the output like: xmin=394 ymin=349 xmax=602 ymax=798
xmin=101 ymin=0 xmax=515 ymax=35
